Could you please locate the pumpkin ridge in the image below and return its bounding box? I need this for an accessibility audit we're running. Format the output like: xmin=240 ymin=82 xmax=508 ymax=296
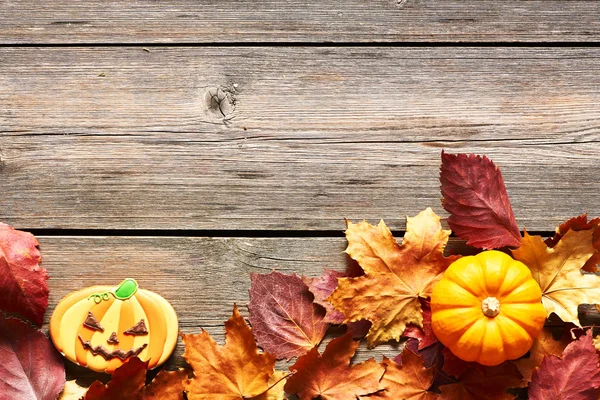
xmin=106 ymin=298 xmax=135 ymax=372
xmin=128 ymin=296 xmax=151 ymax=370
xmin=136 ymin=289 xmax=168 ymax=369
xmin=144 ymin=289 xmax=179 ymax=366
xmin=75 ymin=296 xmax=116 ymax=367
xmin=50 ymin=286 xmax=101 ymax=351
xmin=496 ymin=313 xmax=536 ymax=340
xmin=85 ymin=299 xmax=123 ymax=368
xmin=447 ymin=273 xmax=482 ymax=299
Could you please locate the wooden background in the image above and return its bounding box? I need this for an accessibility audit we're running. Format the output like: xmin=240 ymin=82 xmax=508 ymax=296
xmin=2 ymin=0 xmax=600 ymax=392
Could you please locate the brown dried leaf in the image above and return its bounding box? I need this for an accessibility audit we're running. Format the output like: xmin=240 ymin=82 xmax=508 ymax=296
xmin=329 ymin=208 xmax=459 ymax=347
xmin=284 ymin=333 xmax=384 ymax=400
xmin=362 ymin=352 xmax=438 ymax=400
xmin=182 ymin=305 xmax=277 ymax=399
xmin=545 ymin=214 xmax=600 ymax=272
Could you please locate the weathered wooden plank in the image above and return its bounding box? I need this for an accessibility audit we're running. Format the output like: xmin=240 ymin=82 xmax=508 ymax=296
xmin=1 ymin=47 xmax=599 ymax=231
xmin=2 ymin=1 xmax=600 ymax=43
xmin=40 ymin=236 xmax=600 ymax=384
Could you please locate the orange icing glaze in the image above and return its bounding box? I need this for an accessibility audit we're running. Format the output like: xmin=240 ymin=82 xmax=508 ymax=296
xmin=136 ymin=290 xmax=167 ymax=369
xmin=50 ymin=287 xmax=102 ymax=351
xmin=75 ymin=297 xmax=114 ymax=366
xmin=106 ymin=298 xmax=136 ymax=372
xmin=129 ymin=296 xmax=150 ymax=365
xmin=145 ymin=290 xmax=178 ymax=366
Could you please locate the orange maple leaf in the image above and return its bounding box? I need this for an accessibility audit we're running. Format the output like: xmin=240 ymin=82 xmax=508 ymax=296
xmin=284 ymin=333 xmax=384 ymax=400
xmin=512 ymin=229 xmax=600 ymax=325
xmin=513 ymin=327 xmax=570 ymax=383
xmin=182 ymin=305 xmax=284 ymax=400
xmin=361 ymin=351 xmax=438 ymax=400
xmin=328 ymin=208 xmax=459 ymax=347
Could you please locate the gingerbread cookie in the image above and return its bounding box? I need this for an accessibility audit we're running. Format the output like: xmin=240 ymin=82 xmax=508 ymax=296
xmin=50 ymin=278 xmax=178 ymax=374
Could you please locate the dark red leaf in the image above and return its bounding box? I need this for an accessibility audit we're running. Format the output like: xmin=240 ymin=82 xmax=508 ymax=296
xmin=439 ymin=361 xmax=521 ymax=400
xmin=84 ymin=357 xmax=147 ymax=400
xmin=440 ymin=151 xmax=521 ymax=249
xmin=529 ymin=330 xmax=600 ymax=400
xmin=84 ymin=356 xmax=187 ymax=400
xmin=0 ymin=311 xmax=65 ymax=400
xmin=248 ymin=271 xmax=329 ymax=359
xmin=346 ymin=320 xmax=371 ymax=339
xmin=0 ymin=223 xmax=48 ymax=326
xmin=441 ymin=347 xmax=473 ymax=378
xmin=400 ymin=338 xmax=439 ymax=369
xmin=402 ymin=299 xmax=437 ymax=350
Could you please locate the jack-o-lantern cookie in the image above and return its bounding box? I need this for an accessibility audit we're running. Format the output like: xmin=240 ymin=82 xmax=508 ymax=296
xmin=50 ymin=278 xmax=178 ymax=374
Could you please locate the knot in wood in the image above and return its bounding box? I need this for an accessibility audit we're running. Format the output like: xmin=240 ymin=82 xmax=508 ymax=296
xmin=203 ymin=87 xmax=235 ymax=123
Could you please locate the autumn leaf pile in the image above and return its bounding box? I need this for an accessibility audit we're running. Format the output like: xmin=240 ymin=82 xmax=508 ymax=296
xmin=2 ymin=151 xmax=600 ymax=400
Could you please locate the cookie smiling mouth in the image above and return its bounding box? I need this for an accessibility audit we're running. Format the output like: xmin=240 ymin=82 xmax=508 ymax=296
xmin=78 ymin=334 xmax=148 ymax=361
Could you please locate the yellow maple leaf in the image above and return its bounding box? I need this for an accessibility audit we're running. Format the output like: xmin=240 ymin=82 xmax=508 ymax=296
xmin=182 ymin=305 xmax=279 ymax=400
xmin=328 ymin=208 xmax=459 ymax=347
xmin=512 ymin=229 xmax=600 ymax=325
xmin=58 ymin=380 xmax=88 ymax=400
xmin=253 ymin=371 xmax=287 ymax=400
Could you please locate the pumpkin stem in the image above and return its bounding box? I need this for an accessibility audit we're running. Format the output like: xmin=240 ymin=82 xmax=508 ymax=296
xmin=481 ymin=297 xmax=500 ymax=317
xmin=114 ymin=278 xmax=139 ymax=300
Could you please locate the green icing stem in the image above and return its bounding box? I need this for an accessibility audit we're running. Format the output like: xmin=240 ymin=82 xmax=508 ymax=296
xmin=88 ymin=278 xmax=139 ymax=303
xmin=114 ymin=278 xmax=139 ymax=300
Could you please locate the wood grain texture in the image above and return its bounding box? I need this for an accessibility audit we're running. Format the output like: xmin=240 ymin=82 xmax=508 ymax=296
xmin=2 ymin=47 xmax=599 ymax=231
xmin=2 ymin=1 xmax=600 ymax=43
xmin=40 ymin=236 xmax=600 ymax=383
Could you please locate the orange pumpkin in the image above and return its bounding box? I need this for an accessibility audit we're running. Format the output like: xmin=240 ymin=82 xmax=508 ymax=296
xmin=50 ymin=279 xmax=178 ymax=373
xmin=431 ymin=250 xmax=546 ymax=366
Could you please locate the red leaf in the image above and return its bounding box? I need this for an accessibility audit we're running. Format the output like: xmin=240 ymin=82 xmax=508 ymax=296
xmin=304 ymin=270 xmax=346 ymax=324
xmin=402 ymin=299 xmax=437 ymax=350
xmin=440 ymin=151 xmax=521 ymax=249
xmin=529 ymin=330 xmax=600 ymax=400
xmin=248 ymin=271 xmax=329 ymax=359
xmin=85 ymin=358 xmax=147 ymax=400
xmin=0 ymin=223 xmax=48 ymax=325
xmin=0 ymin=311 xmax=65 ymax=400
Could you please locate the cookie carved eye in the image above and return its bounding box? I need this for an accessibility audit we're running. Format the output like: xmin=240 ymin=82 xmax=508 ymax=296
xmin=124 ymin=319 xmax=148 ymax=336
xmin=83 ymin=311 xmax=104 ymax=332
